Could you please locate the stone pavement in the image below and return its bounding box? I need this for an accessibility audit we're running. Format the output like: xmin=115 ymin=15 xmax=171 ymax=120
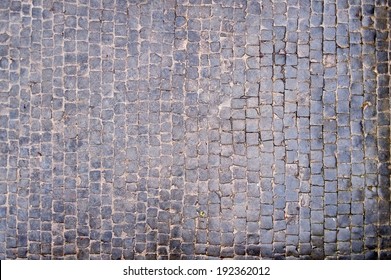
xmin=0 ymin=0 xmax=390 ymax=259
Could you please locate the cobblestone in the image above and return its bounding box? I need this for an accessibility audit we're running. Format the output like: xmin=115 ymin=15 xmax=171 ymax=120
xmin=0 ymin=0 xmax=390 ymax=259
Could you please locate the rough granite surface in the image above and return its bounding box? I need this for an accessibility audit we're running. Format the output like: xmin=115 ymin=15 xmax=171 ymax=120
xmin=0 ymin=0 xmax=390 ymax=259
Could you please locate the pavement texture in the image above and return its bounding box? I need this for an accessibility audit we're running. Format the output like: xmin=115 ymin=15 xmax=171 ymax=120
xmin=0 ymin=0 xmax=390 ymax=260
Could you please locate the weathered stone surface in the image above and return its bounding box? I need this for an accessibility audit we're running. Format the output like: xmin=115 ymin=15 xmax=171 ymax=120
xmin=0 ymin=0 xmax=389 ymax=260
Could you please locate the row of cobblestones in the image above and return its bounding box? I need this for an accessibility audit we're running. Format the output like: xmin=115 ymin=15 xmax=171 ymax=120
xmin=0 ymin=0 xmax=390 ymax=259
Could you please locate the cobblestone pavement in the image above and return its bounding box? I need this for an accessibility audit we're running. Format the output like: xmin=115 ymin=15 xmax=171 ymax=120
xmin=0 ymin=0 xmax=390 ymax=260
